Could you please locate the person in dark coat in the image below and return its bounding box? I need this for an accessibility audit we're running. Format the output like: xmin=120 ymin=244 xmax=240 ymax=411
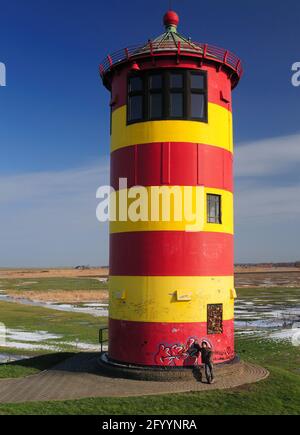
xmin=190 ymin=340 xmax=214 ymax=384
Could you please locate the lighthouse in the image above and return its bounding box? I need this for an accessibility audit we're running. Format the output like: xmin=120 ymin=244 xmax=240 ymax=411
xmin=100 ymin=11 xmax=242 ymax=368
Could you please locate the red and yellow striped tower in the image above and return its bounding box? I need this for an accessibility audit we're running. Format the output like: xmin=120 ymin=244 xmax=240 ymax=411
xmin=100 ymin=11 xmax=242 ymax=367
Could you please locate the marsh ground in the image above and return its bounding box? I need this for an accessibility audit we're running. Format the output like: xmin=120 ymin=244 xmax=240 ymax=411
xmin=0 ymin=272 xmax=299 ymax=414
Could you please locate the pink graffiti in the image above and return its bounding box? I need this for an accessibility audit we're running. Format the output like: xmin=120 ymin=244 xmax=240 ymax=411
xmin=155 ymin=338 xmax=198 ymax=367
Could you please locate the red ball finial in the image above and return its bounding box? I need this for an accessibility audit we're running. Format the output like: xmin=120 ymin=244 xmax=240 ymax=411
xmin=163 ymin=10 xmax=179 ymax=28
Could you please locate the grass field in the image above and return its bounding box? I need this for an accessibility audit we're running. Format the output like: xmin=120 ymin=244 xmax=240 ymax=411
xmin=237 ymin=286 xmax=300 ymax=303
xmin=0 ymin=277 xmax=107 ymax=293
xmin=0 ymin=277 xmax=108 ymax=303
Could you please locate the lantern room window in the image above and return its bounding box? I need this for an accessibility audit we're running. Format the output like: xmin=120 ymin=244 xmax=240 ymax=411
xmin=149 ymin=72 xmax=163 ymax=120
xmin=207 ymin=194 xmax=222 ymax=224
xmin=128 ymin=76 xmax=144 ymax=122
xmin=127 ymin=70 xmax=207 ymax=124
xmin=129 ymin=76 xmax=143 ymax=92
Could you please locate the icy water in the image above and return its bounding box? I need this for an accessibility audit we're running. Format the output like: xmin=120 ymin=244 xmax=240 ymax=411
xmin=0 ymin=327 xmax=106 ymax=362
xmin=235 ymin=287 xmax=300 ymax=343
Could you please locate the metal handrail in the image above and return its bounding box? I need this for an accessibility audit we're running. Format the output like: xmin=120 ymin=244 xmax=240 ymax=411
xmin=99 ymin=325 xmax=108 ymax=353
xmin=99 ymin=40 xmax=243 ymax=79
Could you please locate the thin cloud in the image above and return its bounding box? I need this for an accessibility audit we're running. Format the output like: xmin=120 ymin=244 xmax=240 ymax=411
xmin=0 ymin=159 xmax=109 ymax=267
xmin=235 ymin=133 xmax=300 ymax=221
xmin=0 ymin=160 xmax=109 ymax=204
xmin=234 ymin=133 xmax=300 ymax=261
xmin=236 ymin=183 xmax=300 ymax=220
xmin=235 ymin=133 xmax=300 ymax=177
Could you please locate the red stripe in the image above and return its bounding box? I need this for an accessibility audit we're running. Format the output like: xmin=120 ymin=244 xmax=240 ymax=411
xmin=111 ymin=62 xmax=232 ymax=112
xmin=108 ymin=318 xmax=235 ymax=366
xmin=110 ymin=232 xmax=234 ymax=276
xmin=161 ymin=142 xmax=171 ymax=185
xmin=111 ymin=142 xmax=233 ymax=191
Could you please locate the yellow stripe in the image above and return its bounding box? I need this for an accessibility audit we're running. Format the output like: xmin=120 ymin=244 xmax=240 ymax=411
xmin=111 ymin=103 xmax=233 ymax=153
xmin=109 ymin=275 xmax=235 ymax=323
xmin=110 ymin=187 xmax=233 ymax=235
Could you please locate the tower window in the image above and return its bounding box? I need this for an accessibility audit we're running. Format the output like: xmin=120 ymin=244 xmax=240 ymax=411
xmin=128 ymin=95 xmax=143 ymax=121
xmin=190 ymin=71 xmax=206 ymax=119
xmin=150 ymin=93 xmax=163 ymax=119
xmin=128 ymin=76 xmax=144 ymax=122
xmin=170 ymin=72 xmax=184 ymax=89
xmin=149 ymin=73 xmax=163 ymax=120
xmin=207 ymin=304 xmax=223 ymax=335
xmin=170 ymin=92 xmax=184 ymax=118
xmin=149 ymin=74 xmax=162 ymax=90
xmin=127 ymin=70 xmax=207 ymax=124
xmin=207 ymin=194 xmax=222 ymax=224
xmin=190 ymin=72 xmax=205 ymax=90
xmin=129 ymin=76 xmax=143 ymax=92
xmin=191 ymin=93 xmax=205 ymax=119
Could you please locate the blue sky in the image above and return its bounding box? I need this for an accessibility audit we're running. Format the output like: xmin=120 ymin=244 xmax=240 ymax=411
xmin=0 ymin=0 xmax=300 ymax=267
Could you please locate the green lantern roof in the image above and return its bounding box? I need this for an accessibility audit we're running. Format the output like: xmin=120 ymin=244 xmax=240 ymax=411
xmin=99 ymin=11 xmax=243 ymax=89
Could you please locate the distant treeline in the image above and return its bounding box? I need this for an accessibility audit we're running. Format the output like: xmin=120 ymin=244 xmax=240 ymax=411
xmin=235 ymin=262 xmax=300 ymax=268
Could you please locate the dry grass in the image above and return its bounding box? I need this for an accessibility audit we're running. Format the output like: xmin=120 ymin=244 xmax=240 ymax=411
xmin=1 ymin=267 xmax=300 ymax=279
xmin=7 ymin=290 xmax=109 ymax=303
xmin=0 ymin=268 xmax=109 ymax=279
xmin=235 ymin=266 xmax=300 ymax=273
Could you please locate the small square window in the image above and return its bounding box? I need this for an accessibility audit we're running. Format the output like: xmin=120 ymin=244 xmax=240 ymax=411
xmin=129 ymin=76 xmax=143 ymax=92
xmin=207 ymin=304 xmax=223 ymax=335
xmin=207 ymin=194 xmax=222 ymax=224
xmin=128 ymin=95 xmax=143 ymax=121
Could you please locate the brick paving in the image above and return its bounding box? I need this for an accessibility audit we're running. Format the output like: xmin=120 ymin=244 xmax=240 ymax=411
xmin=0 ymin=353 xmax=269 ymax=403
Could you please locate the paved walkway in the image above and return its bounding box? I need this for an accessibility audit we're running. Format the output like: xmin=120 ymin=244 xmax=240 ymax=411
xmin=0 ymin=353 xmax=269 ymax=403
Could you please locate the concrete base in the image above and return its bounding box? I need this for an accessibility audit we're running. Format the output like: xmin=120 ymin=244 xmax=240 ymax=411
xmin=0 ymin=352 xmax=270 ymax=403
xmin=98 ymin=352 xmax=240 ymax=382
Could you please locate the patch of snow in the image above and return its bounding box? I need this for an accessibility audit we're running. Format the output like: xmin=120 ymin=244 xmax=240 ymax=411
xmin=4 ymin=341 xmax=61 ymax=351
xmin=0 ymin=353 xmax=29 ymax=363
xmin=82 ymin=303 xmax=108 ymax=308
xmin=235 ymin=319 xmax=283 ymax=329
xmin=63 ymin=341 xmax=100 ymax=351
xmin=6 ymin=329 xmax=62 ymax=342
xmin=269 ymin=328 xmax=300 ymax=341
xmin=235 ymin=330 xmax=258 ymax=336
